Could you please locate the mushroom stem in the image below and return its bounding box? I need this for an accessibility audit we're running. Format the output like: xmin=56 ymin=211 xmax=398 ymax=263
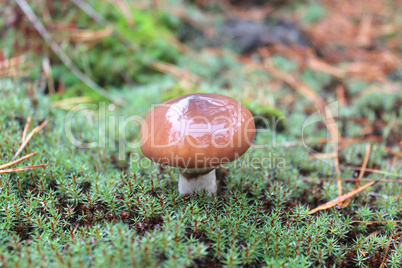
xmin=178 ymin=170 xmax=217 ymax=195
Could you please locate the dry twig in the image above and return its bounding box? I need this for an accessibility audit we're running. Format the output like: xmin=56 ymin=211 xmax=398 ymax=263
xmin=379 ymin=229 xmax=398 ymax=268
xmin=341 ymin=143 xmax=371 ymax=208
xmin=22 ymin=116 xmax=31 ymax=142
xmin=13 ymin=120 xmax=48 ymax=160
xmin=309 ymin=180 xmax=378 ymax=214
xmin=0 ymin=152 xmax=37 ymax=170
xmin=0 ymin=164 xmax=46 ymax=174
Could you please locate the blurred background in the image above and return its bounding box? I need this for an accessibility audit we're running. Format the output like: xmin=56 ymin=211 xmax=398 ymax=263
xmin=1 ymin=0 xmax=400 ymax=95
xmin=0 ymin=0 xmax=401 ymax=149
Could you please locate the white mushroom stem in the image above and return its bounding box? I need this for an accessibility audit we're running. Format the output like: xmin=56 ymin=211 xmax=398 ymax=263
xmin=178 ymin=169 xmax=217 ymax=195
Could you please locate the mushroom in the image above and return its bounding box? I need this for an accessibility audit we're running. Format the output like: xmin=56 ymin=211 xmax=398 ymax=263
xmin=140 ymin=93 xmax=255 ymax=194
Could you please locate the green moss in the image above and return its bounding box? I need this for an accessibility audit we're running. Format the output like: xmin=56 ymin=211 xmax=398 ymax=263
xmin=1 ymin=75 xmax=401 ymax=267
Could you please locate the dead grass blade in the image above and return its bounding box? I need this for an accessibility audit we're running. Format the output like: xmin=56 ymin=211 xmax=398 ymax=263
xmin=0 ymin=164 xmax=46 ymax=174
xmin=309 ymin=180 xmax=379 ymax=214
xmin=0 ymin=152 xmax=37 ymax=170
xmin=52 ymin=97 xmax=93 ymax=108
xmin=341 ymin=143 xmax=371 ymax=208
xmin=53 ymin=26 xmax=113 ymax=44
xmin=13 ymin=120 xmax=48 ymax=160
xmin=151 ymin=61 xmax=202 ymax=84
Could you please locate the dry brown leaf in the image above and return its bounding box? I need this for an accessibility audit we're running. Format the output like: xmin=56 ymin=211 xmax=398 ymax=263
xmin=309 ymin=180 xmax=378 ymax=214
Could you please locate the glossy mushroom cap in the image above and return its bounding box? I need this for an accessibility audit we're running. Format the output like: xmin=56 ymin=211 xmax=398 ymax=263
xmin=140 ymin=93 xmax=255 ymax=169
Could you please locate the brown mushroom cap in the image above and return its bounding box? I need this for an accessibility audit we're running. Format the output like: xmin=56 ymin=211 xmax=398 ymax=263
xmin=140 ymin=93 xmax=255 ymax=169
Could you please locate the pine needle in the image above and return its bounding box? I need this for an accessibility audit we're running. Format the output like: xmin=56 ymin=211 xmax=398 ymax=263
xmin=0 ymin=164 xmax=46 ymax=174
xmin=309 ymin=180 xmax=379 ymax=214
xmin=0 ymin=152 xmax=37 ymax=170
xmin=22 ymin=116 xmax=31 ymax=142
xmin=341 ymin=143 xmax=371 ymax=208
xmin=13 ymin=120 xmax=48 ymax=160
xmin=379 ymin=229 xmax=398 ymax=268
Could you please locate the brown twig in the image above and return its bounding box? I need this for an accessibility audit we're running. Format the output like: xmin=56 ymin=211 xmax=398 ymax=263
xmin=13 ymin=120 xmax=48 ymax=160
xmin=309 ymin=180 xmax=379 ymax=214
xmin=0 ymin=152 xmax=37 ymax=170
xmin=341 ymin=143 xmax=371 ymax=208
xmin=0 ymin=164 xmax=46 ymax=174
xmin=22 ymin=116 xmax=31 ymax=142
xmin=379 ymin=229 xmax=398 ymax=268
